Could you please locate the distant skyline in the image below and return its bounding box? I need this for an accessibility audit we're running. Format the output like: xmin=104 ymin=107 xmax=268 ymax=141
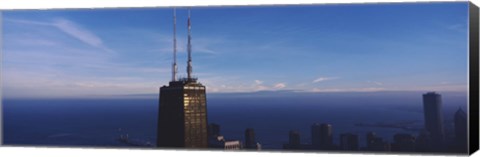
xmin=1 ymin=2 xmax=469 ymax=98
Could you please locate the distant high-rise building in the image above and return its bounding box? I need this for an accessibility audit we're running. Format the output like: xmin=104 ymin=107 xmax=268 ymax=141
xmin=283 ymin=130 xmax=305 ymax=150
xmin=340 ymin=133 xmax=359 ymax=151
xmin=311 ymin=123 xmax=321 ymax=147
xmin=365 ymin=133 xmax=391 ymax=152
xmin=320 ymin=123 xmax=333 ymax=148
xmin=289 ymin=130 xmax=301 ymax=147
xmin=366 ymin=132 xmax=376 ymax=148
xmin=454 ymin=108 xmax=467 ymax=152
xmin=245 ymin=128 xmax=257 ymax=149
xmin=391 ymin=133 xmax=416 ymax=152
xmin=157 ymin=8 xmax=208 ymax=148
xmin=157 ymin=78 xmax=208 ymax=148
xmin=415 ymin=129 xmax=432 ymax=152
xmin=422 ymin=92 xmax=445 ymax=148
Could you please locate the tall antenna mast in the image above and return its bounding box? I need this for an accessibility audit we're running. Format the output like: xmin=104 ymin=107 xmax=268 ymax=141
xmin=172 ymin=8 xmax=178 ymax=81
xmin=186 ymin=8 xmax=193 ymax=80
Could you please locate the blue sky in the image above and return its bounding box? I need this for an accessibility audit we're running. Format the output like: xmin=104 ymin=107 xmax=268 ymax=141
xmin=1 ymin=2 xmax=469 ymax=98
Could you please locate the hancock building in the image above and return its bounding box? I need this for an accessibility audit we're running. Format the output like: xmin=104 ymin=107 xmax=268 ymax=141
xmin=157 ymin=8 xmax=208 ymax=148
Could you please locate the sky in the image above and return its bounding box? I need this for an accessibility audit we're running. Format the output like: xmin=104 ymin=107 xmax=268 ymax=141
xmin=1 ymin=2 xmax=470 ymax=98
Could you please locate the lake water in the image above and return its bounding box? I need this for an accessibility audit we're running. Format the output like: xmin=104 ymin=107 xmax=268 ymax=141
xmin=2 ymin=91 xmax=467 ymax=150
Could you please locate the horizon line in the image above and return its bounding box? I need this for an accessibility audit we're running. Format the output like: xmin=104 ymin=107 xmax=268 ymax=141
xmin=2 ymin=89 xmax=469 ymax=99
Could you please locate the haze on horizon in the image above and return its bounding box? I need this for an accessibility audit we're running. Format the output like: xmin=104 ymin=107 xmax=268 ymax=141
xmin=1 ymin=2 xmax=469 ymax=98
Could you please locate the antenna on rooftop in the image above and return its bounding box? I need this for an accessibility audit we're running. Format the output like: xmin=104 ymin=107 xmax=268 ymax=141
xmin=186 ymin=8 xmax=193 ymax=80
xmin=172 ymin=8 xmax=178 ymax=81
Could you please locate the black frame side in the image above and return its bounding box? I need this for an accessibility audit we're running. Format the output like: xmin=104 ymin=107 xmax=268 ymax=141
xmin=469 ymin=1 xmax=479 ymax=155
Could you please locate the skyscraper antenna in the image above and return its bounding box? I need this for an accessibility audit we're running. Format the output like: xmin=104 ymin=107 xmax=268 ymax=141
xmin=172 ymin=8 xmax=178 ymax=81
xmin=187 ymin=8 xmax=193 ymax=80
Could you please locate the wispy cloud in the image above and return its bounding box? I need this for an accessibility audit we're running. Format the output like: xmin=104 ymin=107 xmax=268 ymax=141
xmin=3 ymin=69 xmax=165 ymax=98
xmin=151 ymin=35 xmax=223 ymax=55
xmin=406 ymin=83 xmax=467 ymax=92
xmin=274 ymin=83 xmax=286 ymax=89
xmin=312 ymin=77 xmax=338 ymax=83
xmin=311 ymin=87 xmax=385 ymax=93
xmin=2 ymin=17 xmax=173 ymax=98
xmin=446 ymin=23 xmax=467 ymax=33
xmin=367 ymin=81 xmax=384 ymax=86
xmin=199 ymin=77 xmax=290 ymax=93
xmin=254 ymin=85 xmax=269 ymax=91
xmin=193 ymin=37 xmax=223 ymax=54
xmin=51 ymin=18 xmax=113 ymax=53
xmin=2 ymin=7 xmax=468 ymax=97
xmin=6 ymin=17 xmax=113 ymax=53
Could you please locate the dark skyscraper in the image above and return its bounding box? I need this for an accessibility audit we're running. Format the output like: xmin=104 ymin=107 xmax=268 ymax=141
xmin=157 ymin=9 xmax=208 ymax=148
xmin=366 ymin=131 xmax=376 ymax=148
xmin=289 ymin=131 xmax=301 ymax=147
xmin=319 ymin=123 xmax=333 ymax=148
xmin=365 ymin=132 xmax=390 ymax=152
xmin=311 ymin=123 xmax=333 ymax=149
xmin=391 ymin=133 xmax=416 ymax=152
xmin=245 ymin=128 xmax=257 ymax=149
xmin=422 ymin=92 xmax=445 ymax=147
xmin=340 ymin=133 xmax=359 ymax=151
xmin=454 ymin=108 xmax=467 ymax=152
xmin=415 ymin=129 xmax=432 ymax=152
xmin=311 ymin=123 xmax=321 ymax=147
xmin=283 ymin=130 xmax=302 ymax=150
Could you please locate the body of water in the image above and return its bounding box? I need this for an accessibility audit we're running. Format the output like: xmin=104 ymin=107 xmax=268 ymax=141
xmin=2 ymin=91 xmax=467 ymax=150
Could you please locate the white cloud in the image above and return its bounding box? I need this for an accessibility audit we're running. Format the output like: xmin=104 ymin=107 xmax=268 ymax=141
xmin=446 ymin=23 xmax=466 ymax=33
xmin=193 ymin=38 xmax=222 ymax=54
xmin=7 ymin=17 xmax=113 ymax=53
xmin=440 ymin=81 xmax=449 ymax=85
xmin=51 ymin=18 xmax=113 ymax=53
xmin=152 ymin=36 xmax=222 ymax=55
xmin=2 ymin=18 xmax=173 ymax=98
xmin=254 ymin=85 xmax=269 ymax=91
xmin=312 ymin=77 xmax=338 ymax=83
xmin=311 ymin=87 xmax=385 ymax=92
xmin=274 ymin=83 xmax=286 ymax=89
xmin=53 ymin=19 xmax=101 ymax=45
xmin=403 ymin=84 xmax=467 ymax=92
xmin=367 ymin=81 xmax=384 ymax=86
xmin=2 ymin=69 xmax=166 ymax=98
xmin=199 ymin=76 xmax=290 ymax=93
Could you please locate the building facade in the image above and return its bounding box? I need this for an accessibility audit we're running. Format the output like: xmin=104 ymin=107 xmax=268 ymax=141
xmin=320 ymin=123 xmax=333 ymax=148
xmin=157 ymin=78 xmax=208 ymax=148
xmin=454 ymin=108 xmax=467 ymax=152
xmin=365 ymin=133 xmax=391 ymax=152
xmin=157 ymin=8 xmax=208 ymax=149
xmin=311 ymin=123 xmax=321 ymax=148
xmin=391 ymin=133 xmax=416 ymax=152
xmin=245 ymin=128 xmax=257 ymax=149
xmin=422 ymin=92 xmax=445 ymax=148
xmin=340 ymin=133 xmax=359 ymax=151
xmin=289 ymin=130 xmax=301 ymax=146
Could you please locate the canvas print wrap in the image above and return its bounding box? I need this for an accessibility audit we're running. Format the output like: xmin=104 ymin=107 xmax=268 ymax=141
xmin=1 ymin=2 xmax=475 ymax=155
